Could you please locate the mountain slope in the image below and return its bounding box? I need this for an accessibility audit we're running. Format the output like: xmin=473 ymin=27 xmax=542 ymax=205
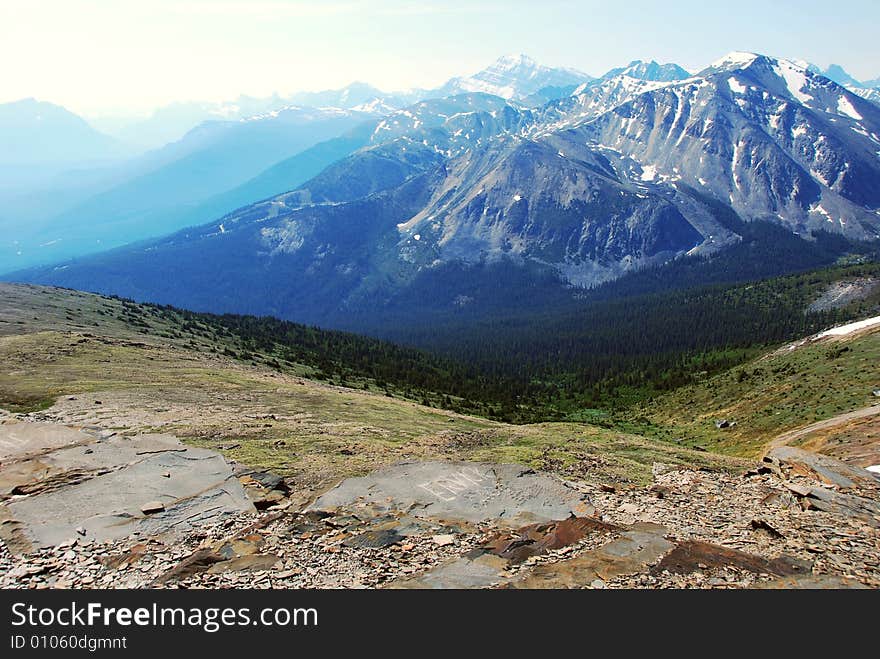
xmin=850 ymin=87 xmax=880 ymax=106
xmin=630 ymin=313 xmax=880 ymax=459
xmin=0 ymin=282 xmax=740 ymax=487
xmin=162 ymin=129 xmax=377 ymax=234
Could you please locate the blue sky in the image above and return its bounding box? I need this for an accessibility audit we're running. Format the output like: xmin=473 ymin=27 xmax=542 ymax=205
xmin=2 ymin=0 xmax=878 ymax=116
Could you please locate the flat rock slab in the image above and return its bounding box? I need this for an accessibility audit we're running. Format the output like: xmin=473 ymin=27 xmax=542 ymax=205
xmin=509 ymin=525 xmax=676 ymax=589
xmin=767 ymin=447 xmax=879 ymax=490
xmin=206 ymin=554 xmax=281 ymax=575
xmin=0 ymin=422 xmax=93 ymax=461
xmin=309 ymin=461 xmax=594 ymax=526
xmin=484 ymin=517 xmax=619 ymax=563
xmin=389 ymin=552 xmax=511 ymax=589
xmin=754 ymin=575 xmax=869 ymax=589
xmin=0 ymin=422 xmax=255 ymax=550
xmin=650 ymin=540 xmax=811 ymax=577
xmin=1 ymin=434 xmax=186 ymax=497
xmin=796 ymin=484 xmax=880 ymax=527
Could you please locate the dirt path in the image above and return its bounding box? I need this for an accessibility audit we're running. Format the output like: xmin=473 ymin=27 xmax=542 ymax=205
xmin=767 ymin=404 xmax=880 ymax=452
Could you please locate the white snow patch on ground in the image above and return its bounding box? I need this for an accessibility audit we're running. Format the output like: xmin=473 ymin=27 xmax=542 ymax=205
xmin=413 ymin=234 xmax=421 ymax=241
xmin=816 ymin=315 xmax=880 ymax=338
xmin=814 ymin=205 xmax=833 ymax=222
xmin=711 ymin=52 xmax=759 ymax=69
xmin=640 ymin=165 xmax=657 ymax=181
xmin=866 ymin=465 xmax=880 ymax=476
xmin=513 ymin=194 xmax=522 ymax=202
xmin=811 ymin=168 xmax=830 ymax=186
xmin=774 ymin=60 xmax=814 ymax=105
xmin=837 ymin=96 xmax=863 ymax=121
xmin=728 ymin=77 xmax=747 ymax=94
xmin=792 ymin=124 xmax=808 ymax=138
xmin=732 ymin=140 xmax=742 ymax=190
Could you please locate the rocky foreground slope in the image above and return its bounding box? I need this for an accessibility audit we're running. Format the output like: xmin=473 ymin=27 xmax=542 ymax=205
xmin=0 ymin=415 xmax=877 ymax=589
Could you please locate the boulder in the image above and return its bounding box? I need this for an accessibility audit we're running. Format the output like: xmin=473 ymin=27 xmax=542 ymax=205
xmin=140 ymin=501 xmax=165 ymax=515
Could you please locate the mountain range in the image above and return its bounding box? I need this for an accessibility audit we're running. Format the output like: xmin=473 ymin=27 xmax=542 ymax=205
xmin=89 ymin=55 xmax=594 ymax=150
xmin=0 ymin=105 xmax=387 ymax=269
xmin=11 ymin=52 xmax=879 ymax=334
xmin=1 ymin=54 xmax=610 ymax=272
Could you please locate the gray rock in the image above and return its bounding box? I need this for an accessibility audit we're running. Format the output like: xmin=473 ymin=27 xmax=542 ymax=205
xmin=389 ymin=552 xmax=510 ymax=589
xmin=768 ymin=446 xmax=879 ymax=490
xmin=432 ymin=534 xmax=455 ymax=547
xmin=342 ymin=529 xmax=403 ymax=549
xmin=2 ymin=422 xmax=256 ymax=549
xmin=309 ymin=461 xmax=594 ymax=526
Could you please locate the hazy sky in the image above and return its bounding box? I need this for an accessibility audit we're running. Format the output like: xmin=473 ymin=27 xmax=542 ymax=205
xmin=2 ymin=0 xmax=878 ymax=117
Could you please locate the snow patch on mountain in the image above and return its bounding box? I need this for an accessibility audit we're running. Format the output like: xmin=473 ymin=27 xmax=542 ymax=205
xmin=773 ymin=60 xmax=814 ymax=105
xmin=837 ymin=96 xmax=863 ymax=120
xmin=711 ymin=52 xmax=760 ymax=70
xmin=728 ymin=77 xmax=747 ymax=94
xmin=640 ymin=164 xmax=658 ymax=181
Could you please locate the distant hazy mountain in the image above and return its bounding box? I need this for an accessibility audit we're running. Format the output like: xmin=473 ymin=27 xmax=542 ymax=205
xmin=0 ymin=99 xmax=139 ymax=240
xmin=92 ymin=95 xmax=293 ymax=150
xmin=17 ymin=52 xmax=879 ymax=331
xmin=819 ymin=64 xmax=863 ymax=88
xmin=0 ymin=98 xmax=127 ymax=166
xmin=287 ymin=82 xmax=414 ymax=113
xmin=94 ymin=85 xmax=409 ymax=151
xmin=91 ymin=56 xmax=591 ymax=152
xmin=1 ymin=105 xmax=385 ymax=271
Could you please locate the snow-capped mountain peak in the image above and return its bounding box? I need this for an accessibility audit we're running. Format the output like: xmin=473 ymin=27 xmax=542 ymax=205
xmin=708 ymin=51 xmax=762 ymax=71
xmin=494 ymin=53 xmax=539 ymax=70
xmin=601 ymin=59 xmax=692 ymax=83
xmin=438 ymin=54 xmax=593 ymax=101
